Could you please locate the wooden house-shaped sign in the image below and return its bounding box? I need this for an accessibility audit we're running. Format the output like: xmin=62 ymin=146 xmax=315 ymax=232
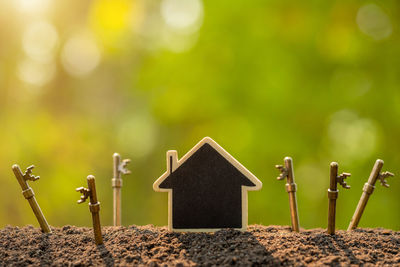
xmin=153 ymin=137 xmax=262 ymax=232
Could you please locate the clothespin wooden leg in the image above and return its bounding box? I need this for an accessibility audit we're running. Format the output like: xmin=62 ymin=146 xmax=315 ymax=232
xmin=112 ymin=153 xmax=121 ymax=226
xmin=327 ymin=162 xmax=350 ymax=235
xmin=12 ymin=164 xmax=51 ymax=233
xmin=276 ymin=157 xmax=300 ymax=232
xmin=112 ymin=153 xmax=131 ymax=226
xmin=77 ymin=175 xmax=103 ymax=245
xmin=348 ymin=159 xmax=394 ymax=230
xmin=327 ymin=163 xmax=338 ymax=235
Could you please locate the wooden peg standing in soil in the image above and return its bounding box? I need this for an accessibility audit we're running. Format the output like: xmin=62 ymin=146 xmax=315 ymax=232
xmin=348 ymin=159 xmax=394 ymax=231
xmin=12 ymin=164 xmax=51 ymax=233
xmin=275 ymin=157 xmax=300 ymax=232
xmin=112 ymin=153 xmax=131 ymax=226
xmin=76 ymin=175 xmax=103 ymax=245
xmin=327 ymin=162 xmax=350 ymax=235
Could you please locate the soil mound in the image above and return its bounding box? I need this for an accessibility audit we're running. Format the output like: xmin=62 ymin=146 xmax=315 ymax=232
xmin=1 ymin=225 xmax=400 ymax=266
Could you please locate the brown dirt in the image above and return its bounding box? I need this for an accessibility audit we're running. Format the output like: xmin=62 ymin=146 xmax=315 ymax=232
xmin=1 ymin=225 xmax=400 ymax=266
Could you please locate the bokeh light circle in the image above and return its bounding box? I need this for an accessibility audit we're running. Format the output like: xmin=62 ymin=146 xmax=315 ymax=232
xmin=61 ymin=33 xmax=101 ymax=77
xmin=356 ymin=4 xmax=392 ymax=41
xmin=161 ymin=0 xmax=203 ymax=35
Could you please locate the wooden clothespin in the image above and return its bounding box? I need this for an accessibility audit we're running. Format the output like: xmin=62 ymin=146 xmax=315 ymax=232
xmin=327 ymin=162 xmax=350 ymax=235
xmin=275 ymin=157 xmax=300 ymax=232
xmin=76 ymin=175 xmax=103 ymax=245
xmin=112 ymin=153 xmax=131 ymax=226
xmin=12 ymin=164 xmax=51 ymax=233
xmin=348 ymin=159 xmax=394 ymax=230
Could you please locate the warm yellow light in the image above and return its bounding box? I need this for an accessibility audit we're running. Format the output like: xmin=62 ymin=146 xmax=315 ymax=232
xmin=89 ymin=0 xmax=136 ymax=51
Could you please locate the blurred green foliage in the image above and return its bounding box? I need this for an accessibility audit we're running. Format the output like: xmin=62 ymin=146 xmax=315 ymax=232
xmin=1 ymin=0 xmax=400 ymax=230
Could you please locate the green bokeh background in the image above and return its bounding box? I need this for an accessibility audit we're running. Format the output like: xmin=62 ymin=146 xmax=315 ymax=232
xmin=1 ymin=0 xmax=399 ymax=230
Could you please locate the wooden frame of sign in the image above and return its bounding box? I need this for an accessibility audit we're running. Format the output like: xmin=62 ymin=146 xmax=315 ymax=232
xmin=153 ymin=137 xmax=262 ymax=232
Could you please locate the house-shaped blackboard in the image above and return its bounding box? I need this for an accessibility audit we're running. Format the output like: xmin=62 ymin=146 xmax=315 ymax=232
xmin=153 ymin=137 xmax=262 ymax=232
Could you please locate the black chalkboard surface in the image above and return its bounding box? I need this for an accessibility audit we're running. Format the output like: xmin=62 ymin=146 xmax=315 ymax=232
xmin=153 ymin=137 xmax=262 ymax=232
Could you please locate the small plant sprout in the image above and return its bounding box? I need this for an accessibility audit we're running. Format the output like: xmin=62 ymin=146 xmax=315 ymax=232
xmin=112 ymin=153 xmax=131 ymax=226
xmin=327 ymin=162 xmax=351 ymax=235
xmin=275 ymin=157 xmax=300 ymax=232
xmin=348 ymin=159 xmax=394 ymax=230
xmin=12 ymin=164 xmax=51 ymax=233
xmin=76 ymin=175 xmax=103 ymax=245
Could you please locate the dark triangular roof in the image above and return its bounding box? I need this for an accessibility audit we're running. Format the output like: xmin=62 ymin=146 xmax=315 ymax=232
xmin=159 ymin=143 xmax=256 ymax=189
xmin=154 ymin=137 xmax=262 ymax=192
